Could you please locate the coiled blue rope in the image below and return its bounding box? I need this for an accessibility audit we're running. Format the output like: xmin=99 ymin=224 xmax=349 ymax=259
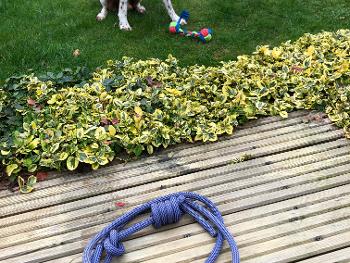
xmin=83 ymin=192 xmax=240 ymax=263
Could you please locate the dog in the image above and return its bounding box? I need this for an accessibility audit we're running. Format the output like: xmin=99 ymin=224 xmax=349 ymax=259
xmin=97 ymin=0 xmax=186 ymax=31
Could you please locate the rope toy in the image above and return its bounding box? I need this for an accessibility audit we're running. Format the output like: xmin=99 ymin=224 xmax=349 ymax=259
xmin=83 ymin=192 xmax=240 ymax=263
xmin=169 ymin=11 xmax=213 ymax=43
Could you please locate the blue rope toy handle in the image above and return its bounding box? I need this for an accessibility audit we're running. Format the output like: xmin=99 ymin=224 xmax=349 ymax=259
xmin=83 ymin=192 xmax=240 ymax=263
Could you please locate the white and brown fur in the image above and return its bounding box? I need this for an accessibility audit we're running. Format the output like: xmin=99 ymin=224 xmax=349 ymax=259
xmin=97 ymin=0 xmax=186 ymax=31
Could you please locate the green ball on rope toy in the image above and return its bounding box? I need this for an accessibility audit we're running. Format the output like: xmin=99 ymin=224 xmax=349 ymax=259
xmin=169 ymin=11 xmax=213 ymax=43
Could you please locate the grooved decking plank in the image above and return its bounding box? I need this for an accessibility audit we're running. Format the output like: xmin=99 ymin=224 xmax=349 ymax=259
xmin=0 ymin=136 xmax=348 ymax=240
xmin=243 ymin=231 xmax=350 ymax=263
xmin=3 ymin=165 xmax=350 ymax=262
xmin=141 ymin=219 xmax=350 ymax=263
xmin=297 ymin=246 xmax=350 ymax=263
xmin=0 ymin=139 xmax=347 ymax=244
xmin=190 ymin=231 xmax=350 ymax=263
xmin=0 ymin=111 xmax=349 ymax=263
xmin=0 ymin=157 xmax=350 ymax=258
xmin=58 ymin=193 xmax=350 ymax=263
xmin=0 ymin=122 xmax=340 ymax=220
xmin=7 ymin=181 xmax=350 ymax=263
xmin=0 ymin=120 xmax=334 ymax=214
xmin=2 ymin=134 xmax=346 ymax=231
xmin=44 ymin=184 xmax=350 ymax=263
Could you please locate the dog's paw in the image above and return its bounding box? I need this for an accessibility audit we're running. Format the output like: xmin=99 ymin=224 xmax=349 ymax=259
xmin=96 ymin=13 xmax=107 ymax=21
xmin=136 ymin=5 xmax=146 ymax=14
xmin=119 ymin=22 xmax=132 ymax=31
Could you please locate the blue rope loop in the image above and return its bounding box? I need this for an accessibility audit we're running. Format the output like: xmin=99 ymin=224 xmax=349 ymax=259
xmin=176 ymin=10 xmax=190 ymax=32
xmin=179 ymin=10 xmax=190 ymax=23
xmin=83 ymin=192 xmax=240 ymax=263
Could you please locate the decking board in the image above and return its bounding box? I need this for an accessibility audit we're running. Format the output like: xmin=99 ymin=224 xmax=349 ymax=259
xmin=1 ymin=135 xmax=348 ymax=240
xmin=1 ymin=111 xmax=349 ymax=263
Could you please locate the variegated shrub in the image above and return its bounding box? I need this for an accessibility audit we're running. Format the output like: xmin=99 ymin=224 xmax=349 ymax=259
xmin=0 ymin=29 xmax=350 ymax=190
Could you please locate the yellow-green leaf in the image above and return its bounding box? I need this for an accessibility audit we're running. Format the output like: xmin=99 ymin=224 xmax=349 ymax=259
xmin=1 ymin=150 xmax=10 ymax=156
xmin=108 ymin=125 xmax=116 ymax=136
xmin=279 ymin=111 xmax=288 ymax=118
xmin=59 ymin=152 xmax=69 ymax=161
xmin=92 ymin=163 xmax=100 ymax=170
xmin=28 ymin=164 xmax=38 ymax=173
xmin=6 ymin=164 xmax=19 ymax=176
xmin=95 ymin=127 xmax=106 ymax=140
xmin=165 ymin=88 xmax=182 ymax=96
xmin=91 ymin=143 xmax=99 ymax=149
xmin=28 ymin=138 xmax=40 ymax=150
xmin=77 ymin=128 xmax=85 ymax=139
xmin=18 ymin=175 xmax=37 ymax=194
xmin=147 ymin=145 xmax=154 ymax=155
xmin=47 ymin=95 xmax=57 ymax=105
xmin=66 ymin=156 xmax=79 ymax=171
xmin=134 ymin=106 xmax=143 ymax=117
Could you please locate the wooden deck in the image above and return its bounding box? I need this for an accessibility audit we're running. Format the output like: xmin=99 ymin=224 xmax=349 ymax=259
xmin=1 ymin=111 xmax=350 ymax=263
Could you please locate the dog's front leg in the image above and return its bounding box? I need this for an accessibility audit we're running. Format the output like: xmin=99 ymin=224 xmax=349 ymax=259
xmin=96 ymin=0 xmax=108 ymax=21
xmin=118 ymin=0 xmax=132 ymax=30
xmin=162 ymin=0 xmax=186 ymax=25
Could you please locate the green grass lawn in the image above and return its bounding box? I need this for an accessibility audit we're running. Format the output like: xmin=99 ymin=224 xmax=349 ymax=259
xmin=1 ymin=0 xmax=349 ymax=82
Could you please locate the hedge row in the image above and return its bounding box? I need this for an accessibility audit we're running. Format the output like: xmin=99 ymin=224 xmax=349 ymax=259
xmin=1 ymin=29 xmax=350 ymax=190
